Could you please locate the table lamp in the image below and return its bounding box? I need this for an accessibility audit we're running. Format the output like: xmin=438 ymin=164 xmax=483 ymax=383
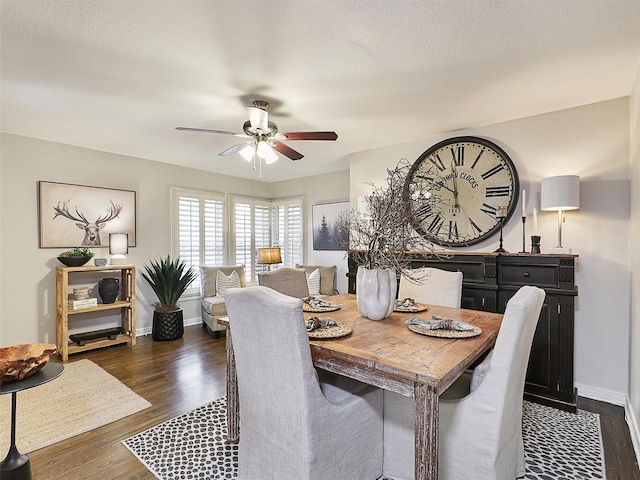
xmin=109 ymin=233 xmax=129 ymax=265
xmin=541 ymin=175 xmax=580 ymax=254
xmin=257 ymin=247 xmax=282 ymax=271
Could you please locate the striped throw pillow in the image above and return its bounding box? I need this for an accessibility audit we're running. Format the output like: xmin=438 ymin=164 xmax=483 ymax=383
xmin=306 ymin=268 xmax=321 ymax=296
xmin=216 ymin=270 xmax=240 ymax=297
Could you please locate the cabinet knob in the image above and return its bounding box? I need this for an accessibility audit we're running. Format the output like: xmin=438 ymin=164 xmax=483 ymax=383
xmin=523 ymin=272 xmax=530 ymax=278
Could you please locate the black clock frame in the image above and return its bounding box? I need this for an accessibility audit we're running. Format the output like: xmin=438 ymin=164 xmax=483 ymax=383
xmin=405 ymin=136 xmax=520 ymax=247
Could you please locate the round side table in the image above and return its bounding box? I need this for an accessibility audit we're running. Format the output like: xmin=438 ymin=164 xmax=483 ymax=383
xmin=1 ymin=362 xmax=65 ymax=480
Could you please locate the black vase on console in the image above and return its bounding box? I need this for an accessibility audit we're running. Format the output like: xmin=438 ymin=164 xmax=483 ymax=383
xmin=98 ymin=278 xmax=120 ymax=304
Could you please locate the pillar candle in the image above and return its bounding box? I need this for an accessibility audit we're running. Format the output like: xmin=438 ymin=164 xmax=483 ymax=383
xmin=533 ymin=207 xmax=538 ymax=234
xmin=522 ymin=189 xmax=526 ymax=217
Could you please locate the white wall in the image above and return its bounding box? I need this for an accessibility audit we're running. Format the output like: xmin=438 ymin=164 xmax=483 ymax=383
xmin=629 ymin=62 xmax=640 ymax=454
xmin=349 ymin=98 xmax=632 ymax=403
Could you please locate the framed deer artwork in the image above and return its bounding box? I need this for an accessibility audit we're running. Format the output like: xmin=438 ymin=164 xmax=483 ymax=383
xmin=38 ymin=181 xmax=136 ymax=248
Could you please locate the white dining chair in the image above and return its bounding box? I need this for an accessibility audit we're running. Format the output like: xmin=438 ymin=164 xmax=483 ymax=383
xmin=383 ymin=285 xmax=545 ymax=480
xmin=224 ymin=286 xmax=383 ymax=480
xmin=397 ymin=266 xmax=463 ymax=308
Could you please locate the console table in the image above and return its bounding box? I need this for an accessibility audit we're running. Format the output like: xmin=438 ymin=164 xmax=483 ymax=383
xmin=1 ymin=362 xmax=65 ymax=479
xmin=347 ymin=252 xmax=578 ymax=412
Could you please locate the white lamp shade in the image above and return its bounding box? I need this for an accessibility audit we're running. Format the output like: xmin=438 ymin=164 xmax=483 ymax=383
xmin=541 ymin=175 xmax=580 ymax=211
xmin=109 ymin=233 xmax=129 ymax=255
xmin=239 ymin=144 xmax=255 ymax=162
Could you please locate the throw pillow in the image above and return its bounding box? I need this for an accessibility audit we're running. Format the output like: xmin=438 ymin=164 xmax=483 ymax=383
xmin=306 ymin=268 xmax=321 ymax=296
xmin=216 ymin=270 xmax=240 ymax=297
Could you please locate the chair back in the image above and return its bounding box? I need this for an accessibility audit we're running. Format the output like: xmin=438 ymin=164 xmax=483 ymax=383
xmin=398 ymin=267 xmax=463 ymax=308
xmin=258 ymin=267 xmax=310 ymax=298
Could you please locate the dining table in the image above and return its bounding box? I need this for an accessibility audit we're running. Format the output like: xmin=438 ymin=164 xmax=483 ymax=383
xmin=218 ymin=293 xmax=503 ymax=480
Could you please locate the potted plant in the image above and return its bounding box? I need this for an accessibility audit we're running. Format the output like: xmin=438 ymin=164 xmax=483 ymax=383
xmin=336 ymin=158 xmax=446 ymax=320
xmin=57 ymin=247 xmax=94 ymax=267
xmin=141 ymin=255 xmax=197 ymax=341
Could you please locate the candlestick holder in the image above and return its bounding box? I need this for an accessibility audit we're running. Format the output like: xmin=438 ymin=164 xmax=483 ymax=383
xmin=531 ymin=235 xmax=541 ymax=254
xmin=494 ymin=211 xmax=508 ymax=253
xmin=520 ymin=216 xmax=528 ymax=253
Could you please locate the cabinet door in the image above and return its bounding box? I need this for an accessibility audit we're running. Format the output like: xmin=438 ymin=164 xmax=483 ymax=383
xmin=461 ymin=287 xmax=497 ymax=312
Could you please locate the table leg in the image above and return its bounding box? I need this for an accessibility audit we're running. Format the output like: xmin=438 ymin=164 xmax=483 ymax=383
xmin=225 ymin=327 xmax=240 ymax=444
xmin=414 ymin=383 xmax=438 ymax=480
xmin=1 ymin=392 xmax=32 ymax=480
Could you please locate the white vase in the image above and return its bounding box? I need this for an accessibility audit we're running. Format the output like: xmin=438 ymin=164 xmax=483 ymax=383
xmin=356 ymin=266 xmax=397 ymax=321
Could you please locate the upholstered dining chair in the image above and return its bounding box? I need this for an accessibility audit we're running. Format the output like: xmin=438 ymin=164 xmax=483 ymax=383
xmin=383 ymin=285 xmax=546 ymax=480
xmin=397 ymin=266 xmax=463 ymax=308
xmin=224 ymin=286 xmax=383 ymax=480
xmin=257 ymin=267 xmax=310 ymax=298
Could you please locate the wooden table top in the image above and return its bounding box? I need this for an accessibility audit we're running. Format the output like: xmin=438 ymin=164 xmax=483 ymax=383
xmin=305 ymin=294 xmax=503 ymax=394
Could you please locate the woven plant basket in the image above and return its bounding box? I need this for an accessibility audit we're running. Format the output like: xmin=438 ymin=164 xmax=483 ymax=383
xmin=152 ymin=309 xmax=184 ymax=341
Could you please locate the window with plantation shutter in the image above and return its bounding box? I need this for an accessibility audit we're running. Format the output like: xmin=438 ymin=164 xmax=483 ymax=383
xmin=171 ymin=188 xmax=225 ymax=296
xmin=231 ymin=196 xmax=305 ymax=281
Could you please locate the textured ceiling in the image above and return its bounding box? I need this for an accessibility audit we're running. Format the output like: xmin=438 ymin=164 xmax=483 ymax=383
xmin=2 ymin=0 xmax=640 ymax=182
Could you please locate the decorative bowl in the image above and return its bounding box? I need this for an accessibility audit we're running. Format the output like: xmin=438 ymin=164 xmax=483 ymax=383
xmin=0 ymin=343 xmax=57 ymax=382
xmin=57 ymin=256 xmax=92 ymax=267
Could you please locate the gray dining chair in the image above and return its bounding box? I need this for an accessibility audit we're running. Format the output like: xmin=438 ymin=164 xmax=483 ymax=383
xmin=397 ymin=266 xmax=463 ymax=308
xmin=383 ymin=285 xmax=545 ymax=480
xmin=224 ymin=286 xmax=383 ymax=480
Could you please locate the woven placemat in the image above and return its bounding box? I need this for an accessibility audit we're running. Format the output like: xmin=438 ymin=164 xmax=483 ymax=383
xmin=302 ymin=303 xmax=341 ymax=313
xmin=307 ymin=321 xmax=352 ymax=339
xmin=393 ymin=302 xmax=429 ymax=313
xmin=407 ymin=323 xmax=482 ymax=338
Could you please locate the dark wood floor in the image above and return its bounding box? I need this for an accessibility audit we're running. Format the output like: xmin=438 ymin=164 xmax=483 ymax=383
xmin=28 ymin=324 xmax=639 ymax=479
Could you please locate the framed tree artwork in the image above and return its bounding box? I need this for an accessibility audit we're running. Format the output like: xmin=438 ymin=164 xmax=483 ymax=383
xmin=39 ymin=181 xmax=136 ymax=248
xmin=312 ymin=201 xmax=349 ymax=250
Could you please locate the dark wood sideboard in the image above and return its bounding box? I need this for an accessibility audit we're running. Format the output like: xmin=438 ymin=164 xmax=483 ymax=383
xmin=347 ymin=252 xmax=579 ymax=412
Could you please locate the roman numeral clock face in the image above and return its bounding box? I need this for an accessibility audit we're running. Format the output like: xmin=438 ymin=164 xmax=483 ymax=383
xmin=405 ymin=136 xmax=519 ymax=247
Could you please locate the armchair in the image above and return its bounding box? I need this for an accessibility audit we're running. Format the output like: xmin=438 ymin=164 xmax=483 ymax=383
xmin=199 ymin=265 xmax=247 ymax=338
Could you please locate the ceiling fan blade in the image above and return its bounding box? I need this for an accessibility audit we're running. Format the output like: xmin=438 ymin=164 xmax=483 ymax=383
xmin=246 ymin=106 xmax=269 ymax=131
xmin=176 ymin=126 xmax=237 ymax=135
xmin=281 ymin=131 xmax=338 ymax=141
xmin=272 ymin=141 xmax=304 ymax=161
xmin=219 ymin=142 xmax=251 ymax=156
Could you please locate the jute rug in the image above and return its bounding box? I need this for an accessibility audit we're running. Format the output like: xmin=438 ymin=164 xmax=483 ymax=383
xmin=1 ymin=359 xmax=151 ymax=453
xmin=123 ymin=398 xmax=606 ymax=480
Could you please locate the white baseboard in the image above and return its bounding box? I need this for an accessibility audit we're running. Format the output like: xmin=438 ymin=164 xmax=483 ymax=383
xmin=626 ymin=396 xmax=640 ymax=467
xmin=575 ymin=382 xmax=627 ymax=406
xmin=577 ymin=383 xmax=640 ymax=467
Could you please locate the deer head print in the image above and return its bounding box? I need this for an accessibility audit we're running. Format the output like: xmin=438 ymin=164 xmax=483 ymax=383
xmin=53 ymin=200 xmax=123 ymax=246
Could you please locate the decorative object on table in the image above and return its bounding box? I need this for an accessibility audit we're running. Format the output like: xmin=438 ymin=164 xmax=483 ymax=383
xmin=305 ymin=317 xmax=353 ymax=339
xmin=531 ymin=235 xmax=541 ymax=254
xmin=494 ymin=205 xmax=508 ymax=253
xmin=67 ymin=297 xmax=98 ymax=310
xmin=0 ymin=343 xmax=57 ymax=382
xmin=94 ymin=257 xmax=107 ymax=266
xmin=403 ymin=136 xmax=520 ymax=247
xmin=393 ymin=297 xmax=428 ymax=313
xmin=405 ymin=315 xmax=481 ymax=338
xmin=256 ymin=247 xmax=281 ymax=271
xmin=56 ymin=247 xmax=94 ymax=267
xmin=109 ymin=233 xmax=129 ymax=265
xmin=312 ymin=201 xmax=350 ymax=250
xmin=176 ymin=100 xmax=338 ymax=179
xmin=336 ymin=159 xmax=446 ymax=320
xmin=541 ymin=175 xmax=580 ymax=254
xmin=39 ymin=181 xmax=136 ymax=248
xmin=301 ymin=297 xmax=341 ymax=313
xmin=141 ymin=255 xmax=197 ymax=341
xmin=98 ymin=277 xmax=120 ymax=304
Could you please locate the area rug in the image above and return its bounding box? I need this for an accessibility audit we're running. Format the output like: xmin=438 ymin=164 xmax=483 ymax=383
xmin=123 ymin=398 xmax=606 ymax=480
xmin=0 ymin=359 xmax=151 ymax=453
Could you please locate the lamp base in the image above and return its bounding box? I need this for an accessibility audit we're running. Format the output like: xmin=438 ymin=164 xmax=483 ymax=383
xmin=549 ymin=247 xmax=572 ymax=254
xmin=109 ymin=254 xmax=128 ymax=265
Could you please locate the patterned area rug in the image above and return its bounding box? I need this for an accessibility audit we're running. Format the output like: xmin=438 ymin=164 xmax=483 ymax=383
xmin=123 ymin=398 xmax=606 ymax=480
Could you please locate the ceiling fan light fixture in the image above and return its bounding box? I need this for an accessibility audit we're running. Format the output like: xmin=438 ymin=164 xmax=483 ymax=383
xmin=239 ymin=144 xmax=255 ymax=162
xmin=257 ymin=141 xmax=279 ymax=164
xmin=247 ymin=105 xmax=269 ymax=131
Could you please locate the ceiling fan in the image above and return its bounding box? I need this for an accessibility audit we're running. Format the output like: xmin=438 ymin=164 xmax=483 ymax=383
xmin=176 ymin=100 xmax=338 ymax=169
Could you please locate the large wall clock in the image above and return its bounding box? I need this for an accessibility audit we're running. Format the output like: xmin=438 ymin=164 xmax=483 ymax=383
xmin=405 ymin=136 xmax=520 ymax=247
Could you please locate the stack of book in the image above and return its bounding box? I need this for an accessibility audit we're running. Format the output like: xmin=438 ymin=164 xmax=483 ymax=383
xmin=67 ymin=298 xmax=98 ymax=310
